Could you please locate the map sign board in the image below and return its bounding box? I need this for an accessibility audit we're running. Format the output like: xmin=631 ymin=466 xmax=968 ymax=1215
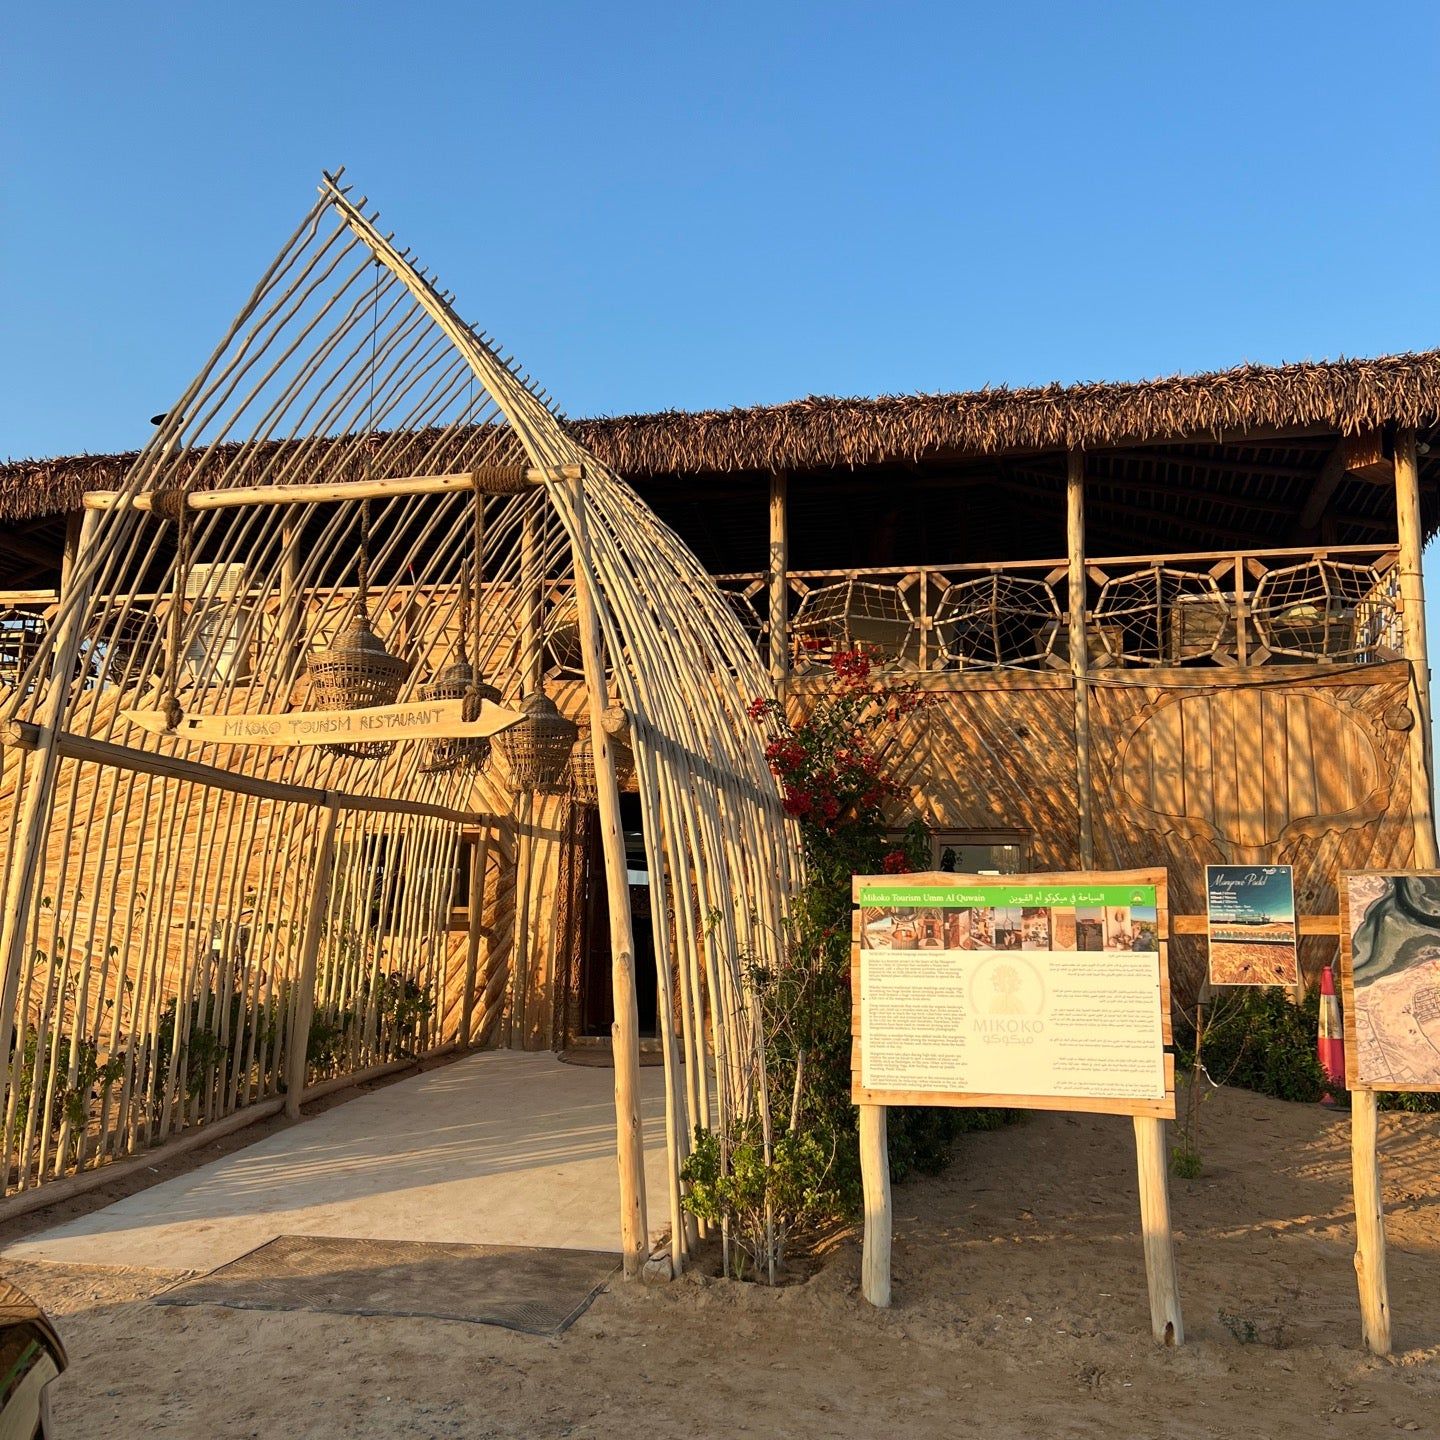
xmin=1205 ymin=864 xmax=1299 ymax=987
xmin=851 ymin=870 xmax=1173 ymax=1118
xmin=1339 ymin=871 xmax=1440 ymax=1092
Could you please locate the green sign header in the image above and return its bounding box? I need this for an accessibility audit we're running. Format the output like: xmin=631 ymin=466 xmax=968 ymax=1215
xmin=856 ymin=883 xmax=1156 ymax=909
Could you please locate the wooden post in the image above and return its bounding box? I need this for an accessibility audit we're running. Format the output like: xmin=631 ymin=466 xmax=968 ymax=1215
xmin=568 ymin=474 xmax=649 ymax=1279
xmin=1066 ymin=451 xmax=1095 ymax=866
xmin=507 ymin=506 xmax=544 ymax=1044
xmin=1394 ymin=428 xmax=1437 ymax=868
xmin=521 ymin=508 xmax=543 ymax=694
xmin=0 ymin=510 xmax=98 ymax=1085
xmin=459 ymin=828 xmax=490 ymax=1045
xmin=1351 ymin=1088 xmax=1392 ymax=1354
xmin=286 ymin=803 xmax=338 ymax=1120
xmin=280 ymin=511 xmax=303 ymax=672
xmin=859 ymin=1103 xmax=892 ymax=1307
xmin=1132 ymin=1116 xmax=1183 ymax=1345
xmin=768 ymin=470 xmax=789 ymax=696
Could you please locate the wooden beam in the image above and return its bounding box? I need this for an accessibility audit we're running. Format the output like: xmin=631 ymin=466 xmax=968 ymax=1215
xmin=81 ymin=464 xmax=580 ymax=514
xmin=1343 ymin=428 xmax=1392 ymax=484
xmin=1066 ymin=450 xmax=1094 ymax=867
xmin=768 ymin=470 xmax=789 ymax=695
xmin=1298 ymin=442 xmax=1349 ymax=533
xmin=0 ymin=719 xmax=487 ymax=826
xmin=1394 ymin=428 xmax=1437 ymax=867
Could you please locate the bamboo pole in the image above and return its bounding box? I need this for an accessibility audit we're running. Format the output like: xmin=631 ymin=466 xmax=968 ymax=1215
xmin=567 ymin=474 xmax=649 ymax=1279
xmin=1351 ymin=1088 xmax=1392 ymax=1354
xmin=859 ymin=1103 xmax=891 ymax=1307
xmin=286 ymin=804 xmax=339 ymax=1118
xmin=80 ymin=466 xmax=576 ymax=514
xmin=459 ymin=829 xmax=490 ymax=1045
xmin=1066 ymin=450 xmax=1095 ymax=866
xmin=1132 ymin=1116 xmax=1184 ymax=1345
xmin=0 ymin=510 xmax=98 ymax=1102
xmin=768 ymin=470 xmax=789 ymax=697
xmin=0 ymin=722 xmax=487 ymax=827
xmin=1394 ymin=428 xmax=1437 ymax=868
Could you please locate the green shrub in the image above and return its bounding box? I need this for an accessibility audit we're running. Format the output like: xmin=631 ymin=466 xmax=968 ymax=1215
xmin=1176 ymin=986 xmax=1439 ymax=1113
xmin=10 ymin=1031 xmax=125 ymax=1153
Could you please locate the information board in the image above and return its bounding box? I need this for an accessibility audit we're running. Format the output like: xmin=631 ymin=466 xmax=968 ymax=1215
xmin=1204 ymin=864 xmax=1298 ymax=987
xmin=851 ymin=869 xmax=1173 ymax=1118
xmin=1339 ymin=870 xmax=1440 ymax=1092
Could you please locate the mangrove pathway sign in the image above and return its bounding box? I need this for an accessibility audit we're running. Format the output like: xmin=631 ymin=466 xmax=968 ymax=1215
xmin=850 ymin=869 xmax=1182 ymax=1346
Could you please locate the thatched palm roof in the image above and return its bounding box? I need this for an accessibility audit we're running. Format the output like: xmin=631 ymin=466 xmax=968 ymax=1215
xmin=2 ymin=349 xmax=1438 ymax=525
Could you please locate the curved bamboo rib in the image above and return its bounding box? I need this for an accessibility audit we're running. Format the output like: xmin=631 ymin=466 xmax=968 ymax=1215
xmin=0 ymin=175 xmax=799 ymax=1260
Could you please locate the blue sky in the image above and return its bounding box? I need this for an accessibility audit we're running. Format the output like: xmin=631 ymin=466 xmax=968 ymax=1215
xmin=4 ymin=2 xmax=1439 ymax=661
xmin=5 ymin=2 xmax=1437 ymax=458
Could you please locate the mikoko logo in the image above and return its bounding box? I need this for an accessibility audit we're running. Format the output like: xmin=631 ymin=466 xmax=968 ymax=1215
xmin=968 ymin=955 xmax=1046 ymax=1044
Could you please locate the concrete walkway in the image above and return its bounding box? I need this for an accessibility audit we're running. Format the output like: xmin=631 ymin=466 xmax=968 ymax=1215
xmin=2 ymin=1051 xmax=671 ymax=1273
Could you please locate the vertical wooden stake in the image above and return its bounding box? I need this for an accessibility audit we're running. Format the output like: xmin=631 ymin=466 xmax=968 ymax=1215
xmin=568 ymin=475 xmax=649 ymax=1279
xmin=459 ymin=828 xmax=489 ymax=1046
xmin=859 ymin=1102 xmax=892 ymax=1307
xmin=1394 ymin=428 xmax=1438 ymax=868
xmin=280 ymin=510 xmax=303 ymax=674
xmin=1351 ymin=1088 xmax=1392 ymax=1354
xmin=768 ymin=470 xmax=789 ymax=698
xmin=286 ymin=803 xmax=338 ymax=1119
xmin=0 ymin=509 xmax=98 ymax=1085
xmin=1132 ymin=1116 xmax=1183 ymax=1345
xmin=1066 ymin=450 xmax=1094 ymax=867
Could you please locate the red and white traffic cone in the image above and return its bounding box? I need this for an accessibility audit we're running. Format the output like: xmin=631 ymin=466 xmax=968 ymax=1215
xmin=1317 ymin=963 xmax=1345 ymax=1104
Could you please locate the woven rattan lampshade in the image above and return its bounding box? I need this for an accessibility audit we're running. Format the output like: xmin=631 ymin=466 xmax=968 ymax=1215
xmin=417 ymin=660 xmax=501 ymax=774
xmin=493 ymin=690 xmax=578 ymax=793
xmin=566 ymin=723 xmax=636 ymax=805
xmin=306 ymin=614 xmax=409 ymax=757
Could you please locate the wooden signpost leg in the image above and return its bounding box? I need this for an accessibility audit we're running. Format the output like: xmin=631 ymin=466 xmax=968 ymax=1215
xmin=859 ymin=1103 xmax=892 ymax=1307
xmin=1132 ymin=1116 xmax=1183 ymax=1345
xmin=1351 ymin=1089 xmax=1392 ymax=1355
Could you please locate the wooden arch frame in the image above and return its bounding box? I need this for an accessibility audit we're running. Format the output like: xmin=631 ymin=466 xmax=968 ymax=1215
xmin=0 ymin=174 xmax=799 ymax=1276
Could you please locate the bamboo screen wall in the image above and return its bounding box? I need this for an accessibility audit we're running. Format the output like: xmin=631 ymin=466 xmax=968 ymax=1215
xmin=0 ymin=175 xmax=798 ymax=1255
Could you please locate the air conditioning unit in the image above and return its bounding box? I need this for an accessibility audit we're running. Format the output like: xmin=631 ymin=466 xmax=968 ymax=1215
xmin=181 ymin=563 xmax=252 ymax=685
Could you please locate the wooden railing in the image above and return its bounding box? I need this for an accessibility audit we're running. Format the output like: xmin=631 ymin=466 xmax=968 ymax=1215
xmin=714 ymin=544 xmax=1403 ymax=674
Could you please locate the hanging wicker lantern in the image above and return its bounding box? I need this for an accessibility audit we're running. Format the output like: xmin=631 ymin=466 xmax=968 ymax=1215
xmin=417 ymin=660 xmax=501 ymax=774
xmin=566 ymin=722 xmax=636 ymax=805
xmin=306 ymin=613 xmax=410 ymax=758
xmin=492 ymin=690 xmax=578 ymax=793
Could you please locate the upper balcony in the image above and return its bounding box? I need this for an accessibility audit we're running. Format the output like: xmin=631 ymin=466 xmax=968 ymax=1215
xmin=714 ymin=542 xmax=1404 ymax=680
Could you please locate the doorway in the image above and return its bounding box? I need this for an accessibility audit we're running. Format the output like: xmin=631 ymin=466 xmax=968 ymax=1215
xmin=578 ymin=793 xmax=658 ymax=1038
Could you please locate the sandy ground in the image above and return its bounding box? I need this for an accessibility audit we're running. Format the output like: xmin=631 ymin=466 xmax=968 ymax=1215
xmin=3 ymin=1080 xmax=1438 ymax=1439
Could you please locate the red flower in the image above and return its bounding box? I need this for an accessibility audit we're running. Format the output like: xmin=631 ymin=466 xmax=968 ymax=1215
xmin=882 ymin=849 xmax=911 ymax=874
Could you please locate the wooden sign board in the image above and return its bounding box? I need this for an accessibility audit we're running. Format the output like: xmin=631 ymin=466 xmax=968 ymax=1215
xmin=1338 ymin=869 xmax=1440 ymax=1093
xmin=122 ymin=697 xmax=524 ymax=748
xmin=851 ymin=869 xmax=1174 ymax=1119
